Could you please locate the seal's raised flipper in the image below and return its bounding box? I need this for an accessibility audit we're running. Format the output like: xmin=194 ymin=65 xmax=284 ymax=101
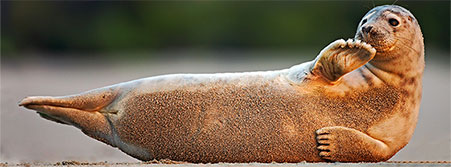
xmin=312 ymin=39 xmax=376 ymax=82
xmin=316 ymin=126 xmax=392 ymax=162
xmin=18 ymin=87 xmax=119 ymax=145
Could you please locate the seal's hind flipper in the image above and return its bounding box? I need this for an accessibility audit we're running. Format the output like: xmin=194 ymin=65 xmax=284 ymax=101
xmin=19 ymin=86 xmax=120 ymax=146
xmin=38 ymin=112 xmax=69 ymax=125
xmin=312 ymin=39 xmax=376 ymax=82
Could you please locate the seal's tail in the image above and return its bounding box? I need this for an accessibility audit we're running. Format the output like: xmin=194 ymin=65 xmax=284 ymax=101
xmin=18 ymin=86 xmax=119 ymax=145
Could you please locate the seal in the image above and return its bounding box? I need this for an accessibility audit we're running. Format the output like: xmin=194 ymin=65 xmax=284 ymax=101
xmin=19 ymin=5 xmax=424 ymax=162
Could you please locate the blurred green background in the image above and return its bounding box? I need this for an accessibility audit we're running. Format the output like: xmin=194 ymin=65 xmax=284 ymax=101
xmin=1 ymin=0 xmax=449 ymax=60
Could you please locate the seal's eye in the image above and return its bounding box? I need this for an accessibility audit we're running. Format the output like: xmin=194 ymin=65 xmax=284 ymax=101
xmin=389 ymin=18 xmax=399 ymax=26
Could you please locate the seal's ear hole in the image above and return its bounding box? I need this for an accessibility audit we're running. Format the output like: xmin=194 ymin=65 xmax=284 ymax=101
xmin=361 ymin=19 xmax=367 ymax=25
xmin=389 ymin=18 xmax=399 ymax=26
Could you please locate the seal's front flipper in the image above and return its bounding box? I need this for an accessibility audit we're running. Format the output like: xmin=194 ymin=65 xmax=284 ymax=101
xmin=312 ymin=39 xmax=376 ymax=82
xmin=315 ymin=126 xmax=393 ymax=162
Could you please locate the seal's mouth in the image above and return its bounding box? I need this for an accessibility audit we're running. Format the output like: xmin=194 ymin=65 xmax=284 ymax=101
xmin=355 ymin=29 xmax=377 ymax=47
xmin=355 ymin=30 xmax=395 ymax=54
xmin=355 ymin=32 xmax=365 ymax=41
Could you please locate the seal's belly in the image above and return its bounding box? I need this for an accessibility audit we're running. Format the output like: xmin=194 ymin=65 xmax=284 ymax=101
xmin=113 ymin=83 xmax=402 ymax=162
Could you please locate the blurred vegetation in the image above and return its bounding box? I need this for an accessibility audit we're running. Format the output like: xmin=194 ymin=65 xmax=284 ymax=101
xmin=1 ymin=1 xmax=449 ymax=59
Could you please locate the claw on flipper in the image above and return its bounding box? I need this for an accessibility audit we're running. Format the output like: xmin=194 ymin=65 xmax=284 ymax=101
xmin=312 ymin=39 xmax=376 ymax=82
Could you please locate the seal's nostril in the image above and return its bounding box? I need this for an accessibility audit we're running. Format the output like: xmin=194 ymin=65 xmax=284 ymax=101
xmin=362 ymin=26 xmax=373 ymax=34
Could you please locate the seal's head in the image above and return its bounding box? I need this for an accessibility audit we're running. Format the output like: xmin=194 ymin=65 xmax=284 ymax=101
xmin=355 ymin=5 xmax=424 ymax=74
